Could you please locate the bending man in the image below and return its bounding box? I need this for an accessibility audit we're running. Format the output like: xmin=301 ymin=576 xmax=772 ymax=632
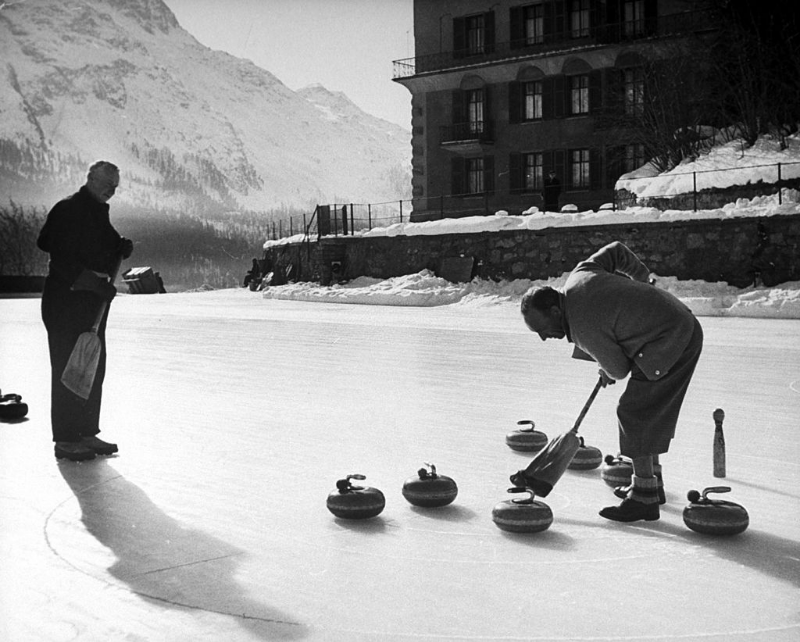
xmin=520 ymin=241 xmax=703 ymax=522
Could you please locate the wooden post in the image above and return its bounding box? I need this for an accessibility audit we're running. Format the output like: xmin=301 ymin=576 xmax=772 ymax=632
xmin=713 ymin=408 xmax=726 ymax=478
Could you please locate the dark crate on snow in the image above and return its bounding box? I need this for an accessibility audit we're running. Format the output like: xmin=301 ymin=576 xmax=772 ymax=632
xmin=122 ymin=267 xmax=161 ymax=294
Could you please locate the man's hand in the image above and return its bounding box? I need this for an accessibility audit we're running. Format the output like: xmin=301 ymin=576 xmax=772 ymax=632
xmin=119 ymin=237 xmax=134 ymax=259
xmin=598 ymin=369 xmax=616 ymax=387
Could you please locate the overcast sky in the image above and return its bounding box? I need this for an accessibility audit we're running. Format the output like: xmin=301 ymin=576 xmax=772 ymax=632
xmin=162 ymin=0 xmax=414 ymax=129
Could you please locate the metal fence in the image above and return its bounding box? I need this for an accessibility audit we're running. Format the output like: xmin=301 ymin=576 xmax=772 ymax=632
xmin=264 ymin=159 xmax=800 ymax=244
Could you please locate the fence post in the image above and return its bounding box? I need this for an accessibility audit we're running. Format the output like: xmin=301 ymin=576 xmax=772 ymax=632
xmin=368 ymin=204 xmax=372 ymax=229
xmin=778 ymin=163 xmax=782 ymax=205
xmin=334 ymin=204 xmax=339 ymax=237
xmin=399 ymin=200 xmax=403 ymax=223
xmin=290 ymin=217 xmax=293 ymax=236
xmin=279 ymin=220 xmax=282 ymax=238
xmin=350 ymin=203 xmax=354 ymax=236
xmin=693 ymin=172 xmax=697 ymax=211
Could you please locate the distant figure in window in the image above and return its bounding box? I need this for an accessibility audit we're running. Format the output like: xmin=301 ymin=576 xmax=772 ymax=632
xmin=542 ymin=171 xmax=561 ymax=212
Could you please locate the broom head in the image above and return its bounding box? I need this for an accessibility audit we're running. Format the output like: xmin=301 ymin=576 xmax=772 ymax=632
xmin=511 ymin=430 xmax=581 ymax=497
xmin=61 ymin=331 xmax=101 ymax=401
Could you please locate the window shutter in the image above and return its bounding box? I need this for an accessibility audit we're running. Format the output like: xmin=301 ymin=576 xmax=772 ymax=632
xmin=453 ymin=17 xmax=466 ymax=58
xmin=606 ymin=0 xmax=620 ymax=42
xmin=509 ymin=82 xmax=521 ymax=124
xmin=590 ymin=148 xmax=602 ymax=191
xmin=553 ymin=1 xmax=566 ymax=39
xmin=554 ymin=149 xmax=566 ymax=188
xmin=606 ymin=145 xmax=625 ymax=187
xmin=554 ymin=76 xmax=566 ymax=119
xmin=509 ymin=153 xmax=522 ymax=193
xmin=451 ymin=157 xmax=465 ymax=196
xmin=644 ymin=0 xmax=657 ymax=36
xmin=510 ymin=6 xmax=523 ymax=48
xmin=589 ymin=70 xmax=602 ymax=114
xmin=484 ymin=11 xmax=496 ymax=53
xmin=484 ymin=155 xmax=495 ymax=194
xmin=542 ymin=77 xmax=555 ymax=120
xmin=452 ymin=90 xmax=465 ymax=125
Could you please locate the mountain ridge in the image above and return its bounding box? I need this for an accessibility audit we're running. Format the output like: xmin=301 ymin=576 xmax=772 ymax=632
xmin=0 ymin=0 xmax=411 ymax=214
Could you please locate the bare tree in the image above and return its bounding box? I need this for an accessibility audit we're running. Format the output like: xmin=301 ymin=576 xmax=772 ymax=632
xmin=0 ymin=201 xmax=48 ymax=276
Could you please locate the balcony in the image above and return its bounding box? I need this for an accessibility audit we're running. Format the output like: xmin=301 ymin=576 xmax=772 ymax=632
xmin=393 ymin=8 xmax=717 ymax=80
xmin=440 ymin=120 xmax=494 ymax=153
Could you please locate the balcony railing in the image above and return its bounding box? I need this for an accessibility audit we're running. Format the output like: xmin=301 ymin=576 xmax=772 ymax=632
xmin=393 ymin=8 xmax=716 ymax=80
xmin=440 ymin=120 xmax=494 ymax=145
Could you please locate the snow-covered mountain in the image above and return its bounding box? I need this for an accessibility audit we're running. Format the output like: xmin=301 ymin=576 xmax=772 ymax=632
xmin=0 ymin=0 xmax=411 ymax=213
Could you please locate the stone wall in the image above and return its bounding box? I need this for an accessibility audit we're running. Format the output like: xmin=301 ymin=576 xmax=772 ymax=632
xmin=265 ymin=213 xmax=800 ymax=289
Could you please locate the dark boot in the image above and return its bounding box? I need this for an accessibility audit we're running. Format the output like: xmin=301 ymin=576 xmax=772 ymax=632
xmin=55 ymin=441 xmax=97 ymax=461
xmin=600 ymin=497 xmax=659 ymax=522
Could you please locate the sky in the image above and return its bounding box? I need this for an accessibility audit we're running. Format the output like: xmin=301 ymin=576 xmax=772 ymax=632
xmin=162 ymin=0 xmax=415 ymax=130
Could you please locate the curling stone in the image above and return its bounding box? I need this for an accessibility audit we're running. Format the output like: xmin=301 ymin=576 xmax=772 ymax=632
xmin=601 ymin=453 xmax=633 ymax=487
xmin=506 ymin=420 xmax=548 ymax=452
xmin=683 ymin=486 xmax=749 ymax=535
xmin=402 ymin=462 xmax=458 ymax=507
xmin=326 ymin=474 xmax=385 ymax=519
xmin=568 ymin=437 xmax=603 ymax=470
xmin=0 ymin=392 xmax=28 ymax=421
xmin=492 ymin=487 xmax=553 ymax=533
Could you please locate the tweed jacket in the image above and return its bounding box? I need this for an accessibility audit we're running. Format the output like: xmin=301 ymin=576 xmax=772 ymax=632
xmin=561 ymin=242 xmax=696 ymax=382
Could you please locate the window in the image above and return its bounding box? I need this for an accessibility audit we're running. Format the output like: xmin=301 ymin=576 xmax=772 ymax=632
xmin=624 ymin=0 xmax=645 ymax=38
xmin=625 ymin=143 xmax=646 ymax=172
xmin=524 ymin=81 xmax=543 ymax=120
xmin=523 ymin=4 xmax=544 ymax=45
xmin=571 ymin=148 xmax=590 ymax=188
xmin=467 ymin=158 xmax=485 ymax=194
xmin=454 ymin=12 xmax=495 ymax=58
xmin=466 ymin=14 xmax=486 ymax=54
xmin=570 ymin=0 xmax=590 ymax=38
xmin=624 ymin=67 xmax=645 ymax=116
xmin=570 ymin=75 xmax=590 ymax=115
xmin=467 ymin=89 xmax=485 ymax=134
xmin=524 ymin=153 xmax=544 ymax=191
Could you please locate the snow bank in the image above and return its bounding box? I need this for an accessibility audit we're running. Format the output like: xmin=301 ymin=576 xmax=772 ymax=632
xmin=260 ymin=269 xmax=800 ymax=319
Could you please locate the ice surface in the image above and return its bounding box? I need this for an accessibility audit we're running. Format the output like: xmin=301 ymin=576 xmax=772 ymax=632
xmin=1 ymin=291 xmax=799 ymax=641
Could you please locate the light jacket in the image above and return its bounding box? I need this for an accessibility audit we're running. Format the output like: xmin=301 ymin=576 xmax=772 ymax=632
xmin=561 ymin=241 xmax=696 ymax=381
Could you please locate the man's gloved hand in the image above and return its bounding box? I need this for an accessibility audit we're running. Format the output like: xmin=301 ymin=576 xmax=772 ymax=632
xmin=598 ymin=369 xmax=616 ymax=387
xmin=71 ymin=269 xmax=117 ymax=301
xmin=119 ymin=237 xmax=134 ymax=259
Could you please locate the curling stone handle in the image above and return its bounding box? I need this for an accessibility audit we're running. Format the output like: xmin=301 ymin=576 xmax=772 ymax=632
xmin=702 ymin=486 xmax=731 ymax=500
xmin=423 ymin=462 xmax=438 ymax=476
xmin=516 ymin=420 xmax=535 ymax=431
xmin=569 ymin=377 xmax=604 ymax=434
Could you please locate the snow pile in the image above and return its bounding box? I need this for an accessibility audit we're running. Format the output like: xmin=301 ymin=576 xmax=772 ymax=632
xmin=618 ymin=131 xmax=800 ymax=198
xmin=260 ymin=269 xmax=800 ymax=319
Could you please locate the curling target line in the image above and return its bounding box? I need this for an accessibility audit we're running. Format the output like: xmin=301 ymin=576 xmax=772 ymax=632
xmin=43 ymin=475 xmax=304 ymax=628
xmin=317 ymin=621 xmax=800 ymax=640
xmin=790 ymin=379 xmax=800 ymax=394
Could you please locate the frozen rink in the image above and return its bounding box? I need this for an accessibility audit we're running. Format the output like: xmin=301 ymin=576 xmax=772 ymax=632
xmin=1 ymin=289 xmax=799 ymax=642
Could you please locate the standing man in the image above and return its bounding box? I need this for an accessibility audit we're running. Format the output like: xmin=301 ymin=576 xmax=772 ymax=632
xmin=38 ymin=160 xmax=133 ymax=461
xmin=519 ymin=242 xmax=703 ymax=522
xmin=542 ymin=170 xmax=561 ymax=212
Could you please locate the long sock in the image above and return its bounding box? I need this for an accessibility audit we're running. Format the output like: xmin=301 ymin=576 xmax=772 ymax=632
xmin=630 ymin=475 xmax=659 ymax=505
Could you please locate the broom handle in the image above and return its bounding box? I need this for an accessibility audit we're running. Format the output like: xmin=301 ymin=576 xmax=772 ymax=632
xmin=89 ymin=253 xmax=123 ymax=333
xmin=569 ymin=376 xmax=604 ymax=434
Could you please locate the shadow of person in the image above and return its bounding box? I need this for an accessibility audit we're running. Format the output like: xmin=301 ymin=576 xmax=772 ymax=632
xmin=54 ymin=459 xmax=308 ymax=640
xmin=617 ymin=507 xmax=800 ymax=590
